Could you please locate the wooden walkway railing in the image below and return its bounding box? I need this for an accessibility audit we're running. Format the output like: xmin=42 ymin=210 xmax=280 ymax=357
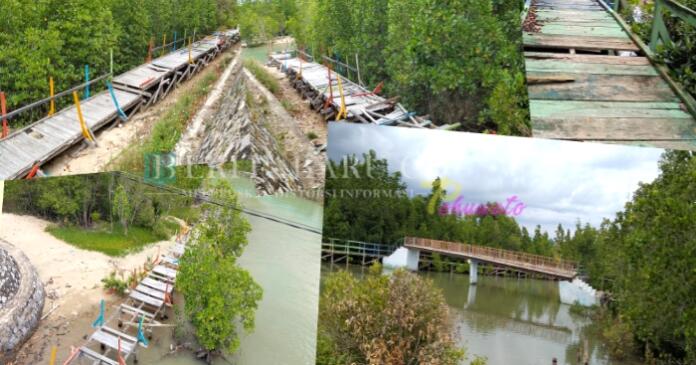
xmin=404 ymin=237 xmax=577 ymax=279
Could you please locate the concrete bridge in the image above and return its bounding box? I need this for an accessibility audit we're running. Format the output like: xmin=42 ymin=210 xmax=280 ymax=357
xmin=387 ymin=237 xmax=578 ymax=284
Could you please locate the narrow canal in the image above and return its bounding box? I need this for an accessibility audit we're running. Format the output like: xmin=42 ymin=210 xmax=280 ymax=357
xmin=141 ymin=176 xmax=323 ymax=365
xmin=322 ymin=265 xmax=642 ymax=365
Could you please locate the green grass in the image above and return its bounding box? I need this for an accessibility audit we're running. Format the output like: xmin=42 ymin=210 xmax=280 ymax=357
xmin=109 ymin=67 xmax=222 ymax=173
xmin=46 ymin=225 xmax=164 ymax=257
xmin=244 ymin=59 xmax=280 ymax=95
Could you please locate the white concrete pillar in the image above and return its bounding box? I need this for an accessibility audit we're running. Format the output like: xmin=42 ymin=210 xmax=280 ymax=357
xmin=468 ymin=259 xmax=478 ymax=285
xmin=383 ymin=247 xmax=420 ymax=271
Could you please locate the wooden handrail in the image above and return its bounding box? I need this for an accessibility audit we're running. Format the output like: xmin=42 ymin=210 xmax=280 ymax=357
xmin=404 ymin=237 xmax=578 ymax=273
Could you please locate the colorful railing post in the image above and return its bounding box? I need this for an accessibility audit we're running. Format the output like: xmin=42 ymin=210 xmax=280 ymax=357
xmin=48 ymin=77 xmax=55 ymax=116
xmin=1 ymin=91 xmax=8 ymax=138
xmin=73 ymin=91 xmax=96 ymax=145
xmin=146 ymin=37 xmax=153 ymax=63
xmin=188 ymin=37 xmax=193 ymax=65
xmin=84 ymin=65 xmax=90 ymax=99
xmin=161 ymin=33 xmax=167 ymax=57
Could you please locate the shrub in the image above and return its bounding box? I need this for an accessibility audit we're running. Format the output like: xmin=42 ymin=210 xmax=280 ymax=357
xmin=319 ymin=265 xmax=465 ymax=364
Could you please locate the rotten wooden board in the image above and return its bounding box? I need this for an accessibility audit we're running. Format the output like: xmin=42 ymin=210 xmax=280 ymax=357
xmin=523 ymin=33 xmax=639 ymax=51
xmin=527 ymin=73 xmax=679 ymax=102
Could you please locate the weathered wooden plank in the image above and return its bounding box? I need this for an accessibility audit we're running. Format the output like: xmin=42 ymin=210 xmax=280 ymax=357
xmin=130 ymin=290 xmax=164 ymax=308
xmin=524 ymin=52 xmax=651 ymax=65
xmin=535 ymin=4 xmax=604 ymax=11
xmin=530 ymin=100 xmax=692 ymax=119
xmin=525 ymin=59 xmax=658 ymax=76
xmin=535 ymin=9 xmax=615 ymax=20
xmin=524 ymin=33 xmax=638 ymax=51
xmin=527 ymin=73 xmax=678 ymax=101
xmin=92 ymin=329 xmax=136 ymax=353
xmin=78 ymin=347 xmax=119 ymax=365
xmin=533 ymin=116 xmax=696 ymax=140
xmin=141 ymin=277 xmax=173 ymax=293
xmin=539 ymin=24 xmax=627 ymax=38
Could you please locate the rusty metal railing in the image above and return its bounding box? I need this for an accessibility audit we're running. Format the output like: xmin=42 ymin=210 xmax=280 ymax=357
xmin=404 ymin=237 xmax=578 ymax=274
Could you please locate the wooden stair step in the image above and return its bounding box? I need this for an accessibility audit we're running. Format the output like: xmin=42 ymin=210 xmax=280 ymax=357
xmin=78 ymin=347 xmax=119 ymax=365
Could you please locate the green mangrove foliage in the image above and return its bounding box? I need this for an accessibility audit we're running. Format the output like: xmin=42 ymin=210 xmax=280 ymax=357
xmin=176 ymin=180 xmax=262 ymax=359
xmin=294 ymin=0 xmax=530 ymax=134
xmin=0 ymin=0 xmax=238 ymax=128
xmin=2 ymin=172 xmax=200 ymax=255
xmin=323 ymin=150 xmax=696 ymax=364
xmin=317 ymin=266 xmax=467 ymax=365
xmin=621 ymin=0 xmax=696 ymax=99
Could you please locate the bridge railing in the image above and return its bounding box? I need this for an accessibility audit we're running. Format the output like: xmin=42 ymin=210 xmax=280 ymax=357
xmin=606 ymin=0 xmax=696 ymax=53
xmin=322 ymin=238 xmax=398 ymax=257
xmin=404 ymin=237 xmax=578 ymax=273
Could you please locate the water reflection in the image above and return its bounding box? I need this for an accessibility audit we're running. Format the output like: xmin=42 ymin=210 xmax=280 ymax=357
xmin=423 ymin=272 xmax=640 ymax=365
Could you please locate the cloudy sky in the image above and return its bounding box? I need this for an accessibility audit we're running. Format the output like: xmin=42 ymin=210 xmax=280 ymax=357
xmin=328 ymin=123 xmax=665 ymax=234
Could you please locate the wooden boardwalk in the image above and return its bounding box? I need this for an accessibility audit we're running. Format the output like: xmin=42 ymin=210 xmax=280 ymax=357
xmin=269 ymin=53 xmax=429 ymax=127
xmin=0 ymin=29 xmax=240 ymax=180
xmin=65 ymin=230 xmax=189 ymax=365
xmin=405 ymin=237 xmax=578 ymax=279
xmin=322 ymin=238 xmax=398 ymax=266
xmin=523 ymin=0 xmax=696 ymax=150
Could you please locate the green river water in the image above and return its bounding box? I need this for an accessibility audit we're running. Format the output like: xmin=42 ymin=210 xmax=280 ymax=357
xmin=322 ymin=265 xmax=642 ymax=365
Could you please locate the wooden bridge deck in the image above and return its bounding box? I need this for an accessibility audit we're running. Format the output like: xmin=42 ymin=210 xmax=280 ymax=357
xmin=0 ymin=89 xmax=141 ymax=179
xmin=0 ymin=29 xmax=240 ymax=180
xmin=404 ymin=237 xmax=577 ymax=279
xmin=523 ymin=0 xmax=696 ymax=150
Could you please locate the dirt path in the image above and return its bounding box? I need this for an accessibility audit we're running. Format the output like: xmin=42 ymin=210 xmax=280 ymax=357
xmin=263 ymin=65 xmax=328 ymax=147
xmin=43 ymin=47 xmax=240 ymax=177
xmin=0 ymin=214 xmax=179 ymax=365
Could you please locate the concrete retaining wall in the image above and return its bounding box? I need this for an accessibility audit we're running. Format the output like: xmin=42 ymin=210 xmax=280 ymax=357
xmin=0 ymin=239 xmax=45 ymax=364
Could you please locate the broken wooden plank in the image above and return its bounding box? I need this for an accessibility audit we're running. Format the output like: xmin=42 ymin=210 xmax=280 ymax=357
xmin=523 ymin=33 xmax=639 ymax=51
xmin=527 ymin=73 xmax=679 ymax=102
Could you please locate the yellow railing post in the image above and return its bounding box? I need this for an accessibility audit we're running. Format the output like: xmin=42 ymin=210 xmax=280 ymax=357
xmin=73 ymin=91 xmax=95 ymax=144
xmin=48 ymin=77 xmax=55 ymax=116
xmin=336 ymin=76 xmax=347 ymax=121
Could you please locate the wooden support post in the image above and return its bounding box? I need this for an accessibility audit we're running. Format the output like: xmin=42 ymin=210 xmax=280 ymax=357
xmin=1 ymin=91 xmax=8 ymax=138
xmin=48 ymin=77 xmax=55 ymax=116
xmin=146 ymin=38 xmax=153 ymax=63
xmin=161 ymin=33 xmax=167 ymax=57
xmin=188 ymin=37 xmax=193 ymax=65
xmin=172 ymin=31 xmax=177 ymax=52
xmin=336 ymin=76 xmax=347 ymax=121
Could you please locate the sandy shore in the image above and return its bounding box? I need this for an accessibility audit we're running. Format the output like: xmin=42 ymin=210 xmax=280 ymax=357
xmin=0 ymin=213 xmax=178 ymax=364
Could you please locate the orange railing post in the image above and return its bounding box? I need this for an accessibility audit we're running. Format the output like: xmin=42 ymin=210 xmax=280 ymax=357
xmin=1 ymin=91 xmax=8 ymax=138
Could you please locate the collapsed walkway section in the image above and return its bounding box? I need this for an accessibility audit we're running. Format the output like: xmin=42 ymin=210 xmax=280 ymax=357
xmin=269 ymin=53 xmax=432 ymax=127
xmin=63 ymin=229 xmax=190 ymax=365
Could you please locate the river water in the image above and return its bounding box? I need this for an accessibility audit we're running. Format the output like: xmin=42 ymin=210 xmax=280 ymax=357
xmin=137 ymin=176 xmax=323 ymax=365
xmin=322 ymin=265 xmax=641 ymax=365
xmin=242 ymin=42 xmax=295 ymax=64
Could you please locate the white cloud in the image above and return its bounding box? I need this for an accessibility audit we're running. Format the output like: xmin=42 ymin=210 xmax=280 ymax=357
xmin=328 ymin=124 xmax=664 ymax=234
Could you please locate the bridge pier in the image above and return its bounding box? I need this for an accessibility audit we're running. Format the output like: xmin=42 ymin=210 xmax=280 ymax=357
xmin=469 ymin=259 xmax=479 ymax=285
xmin=383 ymin=247 xmax=420 ymax=271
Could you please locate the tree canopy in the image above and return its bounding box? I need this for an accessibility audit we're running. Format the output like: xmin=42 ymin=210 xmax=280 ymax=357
xmin=0 ymin=0 xmax=238 ymax=128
